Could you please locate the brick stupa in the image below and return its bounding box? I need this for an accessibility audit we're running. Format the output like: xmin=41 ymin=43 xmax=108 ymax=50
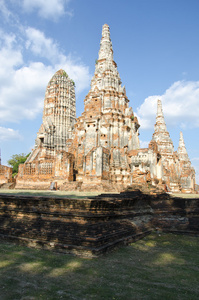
xmin=71 ymin=24 xmax=140 ymax=186
xmin=15 ymin=24 xmax=195 ymax=193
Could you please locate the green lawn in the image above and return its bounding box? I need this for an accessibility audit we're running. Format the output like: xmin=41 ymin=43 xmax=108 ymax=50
xmin=0 ymin=233 xmax=198 ymax=299
xmin=0 ymin=189 xmax=108 ymax=199
xmin=172 ymin=193 xmax=199 ymax=198
xmin=0 ymin=189 xmax=199 ymax=199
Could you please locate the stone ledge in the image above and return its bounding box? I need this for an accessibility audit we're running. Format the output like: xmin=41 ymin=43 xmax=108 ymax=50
xmin=0 ymin=191 xmax=198 ymax=256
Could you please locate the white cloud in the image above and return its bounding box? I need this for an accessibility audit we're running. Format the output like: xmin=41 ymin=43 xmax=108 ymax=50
xmin=0 ymin=127 xmax=22 ymax=141
xmin=140 ymin=140 xmax=149 ymax=148
xmin=58 ymin=58 xmax=91 ymax=95
xmin=25 ymin=27 xmax=63 ymax=63
xmin=0 ymin=0 xmax=12 ymax=21
xmin=0 ymin=30 xmax=49 ymax=123
xmin=0 ymin=31 xmax=23 ymax=74
xmin=136 ymin=81 xmax=199 ymax=129
xmin=0 ymin=62 xmax=54 ymax=123
xmin=192 ymin=158 xmax=199 ymax=162
xmin=0 ymin=28 xmax=91 ymax=124
xmin=22 ymin=0 xmax=72 ymax=20
xmin=25 ymin=27 xmax=91 ymax=94
xmin=0 ymin=1 xmax=21 ymax=26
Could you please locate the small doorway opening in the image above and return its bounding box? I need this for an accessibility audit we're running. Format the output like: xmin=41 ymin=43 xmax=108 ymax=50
xmin=73 ymin=162 xmax=77 ymax=181
xmin=40 ymin=137 xmax=44 ymax=146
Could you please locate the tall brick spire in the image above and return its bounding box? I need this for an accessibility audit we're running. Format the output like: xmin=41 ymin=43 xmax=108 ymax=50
xmin=15 ymin=24 xmax=195 ymax=194
xmin=98 ymin=24 xmax=113 ymax=61
xmin=41 ymin=69 xmax=76 ymax=150
xmin=89 ymin=24 xmax=126 ymax=112
xmin=178 ymin=132 xmax=189 ymax=161
xmin=26 ymin=69 xmax=76 ymax=164
xmin=154 ymin=99 xmax=167 ymax=133
xmin=152 ymin=99 xmax=174 ymax=157
xmin=73 ymin=23 xmax=140 ymax=179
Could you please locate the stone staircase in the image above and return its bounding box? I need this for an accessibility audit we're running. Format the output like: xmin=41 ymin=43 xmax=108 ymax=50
xmin=26 ymin=147 xmax=41 ymax=163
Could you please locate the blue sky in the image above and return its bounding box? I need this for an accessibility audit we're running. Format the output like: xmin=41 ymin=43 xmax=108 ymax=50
xmin=0 ymin=0 xmax=199 ymax=183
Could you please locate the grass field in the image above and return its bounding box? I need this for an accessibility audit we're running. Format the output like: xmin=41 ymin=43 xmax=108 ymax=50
xmin=0 ymin=189 xmax=199 ymax=199
xmin=0 ymin=233 xmax=198 ymax=300
xmin=0 ymin=189 xmax=112 ymax=199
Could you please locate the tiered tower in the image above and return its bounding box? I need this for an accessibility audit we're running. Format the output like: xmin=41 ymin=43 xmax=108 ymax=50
xmin=37 ymin=69 xmax=76 ymax=151
xmin=177 ymin=132 xmax=195 ymax=191
xmin=27 ymin=69 xmax=76 ymax=163
xmin=16 ymin=70 xmax=76 ymax=189
xmin=15 ymin=24 xmax=196 ymax=193
xmin=178 ymin=132 xmax=190 ymax=162
xmin=72 ymin=24 xmax=140 ymax=183
xmin=150 ymin=99 xmax=180 ymax=190
xmin=152 ymin=99 xmax=174 ymax=159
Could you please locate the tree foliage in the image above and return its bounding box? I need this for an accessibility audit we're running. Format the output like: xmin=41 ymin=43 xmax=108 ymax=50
xmin=8 ymin=153 xmax=30 ymax=176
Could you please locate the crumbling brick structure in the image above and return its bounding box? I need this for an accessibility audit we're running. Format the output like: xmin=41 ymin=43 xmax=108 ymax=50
xmin=0 ymin=191 xmax=198 ymax=256
xmin=16 ymin=70 xmax=76 ymax=189
xmin=0 ymin=165 xmax=13 ymax=186
xmin=16 ymin=24 xmax=195 ymax=193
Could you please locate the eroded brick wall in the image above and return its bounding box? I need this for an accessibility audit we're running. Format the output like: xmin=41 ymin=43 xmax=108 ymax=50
xmin=0 ymin=191 xmax=198 ymax=256
xmin=0 ymin=191 xmax=153 ymax=256
xmin=0 ymin=165 xmax=13 ymax=184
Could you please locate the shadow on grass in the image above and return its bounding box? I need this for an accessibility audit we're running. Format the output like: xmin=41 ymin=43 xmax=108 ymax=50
xmin=0 ymin=232 xmax=199 ymax=300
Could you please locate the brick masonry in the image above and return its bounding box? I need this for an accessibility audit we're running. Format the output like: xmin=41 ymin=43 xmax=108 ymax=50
xmin=13 ymin=24 xmax=196 ymax=193
xmin=0 ymin=165 xmax=13 ymax=186
xmin=0 ymin=191 xmax=198 ymax=256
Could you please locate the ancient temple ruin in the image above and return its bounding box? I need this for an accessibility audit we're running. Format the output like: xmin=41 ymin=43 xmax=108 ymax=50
xmin=34 ymin=69 xmax=76 ymax=152
xmin=17 ymin=69 xmax=76 ymax=189
xmin=149 ymin=100 xmax=195 ymax=192
xmin=0 ymin=150 xmax=13 ymax=187
xmin=16 ymin=24 xmax=195 ymax=192
xmin=0 ymin=164 xmax=12 ymax=187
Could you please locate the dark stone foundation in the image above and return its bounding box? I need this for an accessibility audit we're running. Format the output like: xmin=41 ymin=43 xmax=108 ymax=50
xmin=0 ymin=191 xmax=198 ymax=257
xmin=151 ymin=194 xmax=199 ymax=236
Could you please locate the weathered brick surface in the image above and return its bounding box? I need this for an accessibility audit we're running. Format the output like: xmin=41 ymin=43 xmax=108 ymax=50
xmin=151 ymin=194 xmax=199 ymax=235
xmin=150 ymin=100 xmax=195 ymax=192
xmin=0 ymin=165 xmax=13 ymax=185
xmin=15 ymin=24 xmax=195 ymax=193
xmin=0 ymin=191 xmax=198 ymax=256
xmin=15 ymin=70 xmax=76 ymax=190
xmin=0 ymin=192 xmax=153 ymax=256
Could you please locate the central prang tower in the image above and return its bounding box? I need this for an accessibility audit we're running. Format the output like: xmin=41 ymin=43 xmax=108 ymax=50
xmin=72 ymin=24 xmax=140 ymax=184
xmin=16 ymin=24 xmax=195 ymax=193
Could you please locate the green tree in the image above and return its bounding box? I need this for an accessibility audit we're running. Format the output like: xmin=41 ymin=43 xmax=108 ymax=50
xmin=8 ymin=153 xmax=30 ymax=177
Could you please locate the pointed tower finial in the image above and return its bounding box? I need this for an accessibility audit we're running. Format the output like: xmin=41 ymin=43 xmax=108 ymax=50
xmin=157 ymin=99 xmax=163 ymax=116
xmin=98 ymin=24 xmax=113 ymax=61
xmin=154 ymin=99 xmax=167 ymax=133
xmin=179 ymin=131 xmax=184 ymax=144
xmin=152 ymin=99 xmax=174 ymax=156
xmin=90 ymin=23 xmax=122 ymax=96
xmin=178 ymin=131 xmax=189 ymax=161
